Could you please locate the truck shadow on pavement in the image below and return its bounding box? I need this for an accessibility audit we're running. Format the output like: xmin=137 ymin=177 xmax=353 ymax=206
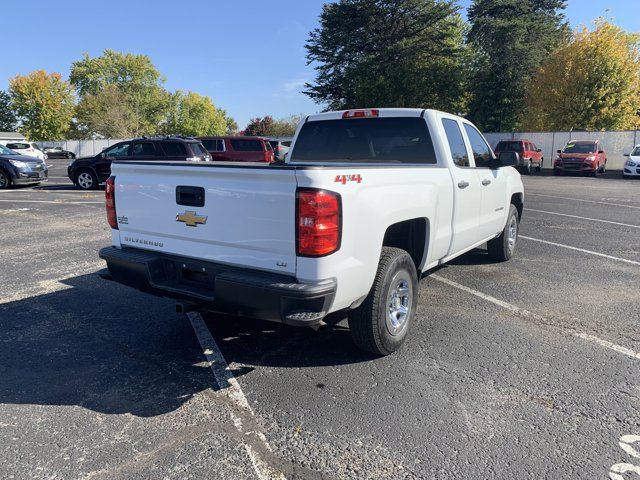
xmin=0 ymin=273 xmax=222 ymax=418
xmin=0 ymin=272 xmax=373 ymax=418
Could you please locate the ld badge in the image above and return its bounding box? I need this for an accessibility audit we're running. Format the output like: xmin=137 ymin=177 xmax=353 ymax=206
xmin=176 ymin=211 xmax=208 ymax=227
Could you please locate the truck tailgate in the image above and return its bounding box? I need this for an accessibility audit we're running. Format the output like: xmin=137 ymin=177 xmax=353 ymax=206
xmin=111 ymin=162 xmax=297 ymax=275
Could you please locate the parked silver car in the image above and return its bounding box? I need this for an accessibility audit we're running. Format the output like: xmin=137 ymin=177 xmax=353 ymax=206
xmin=268 ymin=137 xmax=292 ymax=162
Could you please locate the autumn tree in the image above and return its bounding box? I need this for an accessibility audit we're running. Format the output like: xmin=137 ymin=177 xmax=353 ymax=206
xmin=243 ymin=115 xmax=302 ymax=137
xmin=0 ymin=91 xmax=17 ymax=131
xmin=69 ymin=49 xmax=170 ymax=136
xmin=467 ymin=0 xmax=568 ymax=131
xmin=523 ymin=20 xmax=640 ymax=131
xmin=9 ymin=70 xmax=75 ymax=140
xmin=304 ymin=0 xmax=468 ymax=113
xmin=163 ymin=91 xmax=230 ymax=136
xmin=244 ymin=116 xmax=275 ymax=136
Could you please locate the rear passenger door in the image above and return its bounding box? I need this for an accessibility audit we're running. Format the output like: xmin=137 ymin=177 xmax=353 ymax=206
xmin=462 ymin=123 xmax=508 ymax=240
xmin=440 ymin=117 xmax=483 ymax=254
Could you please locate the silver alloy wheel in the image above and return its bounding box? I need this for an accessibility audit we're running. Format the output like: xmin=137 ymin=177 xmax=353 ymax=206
xmin=386 ymin=271 xmax=412 ymax=336
xmin=507 ymin=215 xmax=518 ymax=254
xmin=77 ymin=172 xmax=94 ymax=189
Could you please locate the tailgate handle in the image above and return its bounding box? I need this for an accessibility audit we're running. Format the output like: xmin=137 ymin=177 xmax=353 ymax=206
xmin=176 ymin=186 xmax=205 ymax=207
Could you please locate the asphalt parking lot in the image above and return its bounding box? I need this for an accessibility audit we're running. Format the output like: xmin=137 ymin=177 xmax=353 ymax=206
xmin=1 ymin=159 xmax=639 ymax=479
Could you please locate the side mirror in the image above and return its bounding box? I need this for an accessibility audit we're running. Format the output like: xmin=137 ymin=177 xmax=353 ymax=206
xmin=100 ymin=152 xmax=106 ymax=158
xmin=598 ymin=150 xmax=604 ymax=154
xmin=536 ymin=148 xmax=542 ymax=152
xmin=497 ymin=151 xmax=519 ymax=168
xmin=557 ymin=150 xmax=562 ymax=154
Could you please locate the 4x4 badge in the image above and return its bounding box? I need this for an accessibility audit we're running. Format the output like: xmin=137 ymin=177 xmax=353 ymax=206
xmin=176 ymin=211 xmax=208 ymax=227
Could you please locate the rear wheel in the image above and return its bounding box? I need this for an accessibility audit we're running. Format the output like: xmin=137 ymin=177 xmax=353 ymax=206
xmin=0 ymin=169 xmax=11 ymax=189
xmin=537 ymin=159 xmax=543 ymax=172
xmin=487 ymin=204 xmax=519 ymax=262
xmin=348 ymin=247 xmax=418 ymax=356
xmin=75 ymin=169 xmax=98 ymax=190
xmin=524 ymin=160 xmax=532 ymax=175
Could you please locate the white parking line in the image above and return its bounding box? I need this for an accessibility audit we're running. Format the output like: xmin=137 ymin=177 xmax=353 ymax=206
xmin=527 ymin=193 xmax=640 ymax=210
xmin=187 ymin=312 xmax=286 ymax=480
xmin=527 ymin=209 xmax=640 ymax=229
xmin=0 ymin=199 xmax=103 ymax=205
xmin=431 ymin=274 xmax=640 ymax=361
xmin=520 ymin=235 xmax=640 ymax=266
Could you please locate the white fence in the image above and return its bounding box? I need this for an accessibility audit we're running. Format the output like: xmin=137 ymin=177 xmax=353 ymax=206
xmin=41 ymin=130 xmax=640 ymax=170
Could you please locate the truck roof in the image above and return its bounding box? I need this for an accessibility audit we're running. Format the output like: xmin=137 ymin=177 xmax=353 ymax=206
xmin=306 ymin=108 xmax=455 ymax=122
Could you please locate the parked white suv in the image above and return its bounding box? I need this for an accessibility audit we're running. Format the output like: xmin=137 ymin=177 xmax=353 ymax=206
xmin=99 ymin=108 xmax=524 ymax=355
xmin=5 ymin=142 xmax=47 ymax=161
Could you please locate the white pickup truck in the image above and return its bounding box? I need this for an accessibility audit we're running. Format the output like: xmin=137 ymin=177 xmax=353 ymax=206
xmin=99 ymin=109 xmax=524 ymax=355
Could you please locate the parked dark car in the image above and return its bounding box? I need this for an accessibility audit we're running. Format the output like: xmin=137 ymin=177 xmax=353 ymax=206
xmin=197 ymin=136 xmax=274 ymax=163
xmin=268 ymin=137 xmax=292 ymax=162
xmin=43 ymin=146 xmax=76 ymax=159
xmin=0 ymin=144 xmax=48 ymax=189
xmin=67 ymin=136 xmax=211 ymax=190
xmin=553 ymin=140 xmax=607 ymax=176
xmin=494 ymin=139 xmax=543 ymax=174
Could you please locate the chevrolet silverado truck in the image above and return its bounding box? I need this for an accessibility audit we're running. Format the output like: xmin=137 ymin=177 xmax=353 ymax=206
xmin=99 ymin=109 xmax=524 ymax=355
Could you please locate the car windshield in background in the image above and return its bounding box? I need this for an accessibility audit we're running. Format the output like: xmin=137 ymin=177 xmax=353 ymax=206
xmin=563 ymin=143 xmax=596 ymax=154
xmin=6 ymin=143 xmax=30 ymax=150
xmin=631 ymin=146 xmax=640 ymax=156
xmin=230 ymin=139 xmax=262 ymax=151
xmin=496 ymin=141 xmax=522 ymax=151
xmin=291 ymin=117 xmax=436 ymax=164
xmin=0 ymin=145 xmax=18 ymax=155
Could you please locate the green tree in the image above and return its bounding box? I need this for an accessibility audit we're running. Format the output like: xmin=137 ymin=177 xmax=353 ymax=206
xmin=244 ymin=115 xmax=303 ymax=137
xmin=70 ymin=49 xmax=170 ymax=136
xmin=164 ymin=91 xmax=230 ymax=136
xmin=223 ymin=113 xmax=239 ymax=134
xmin=467 ymin=0 xmax=568 ymax=131
xmin=9 ymin=70 xmax=75 ymax=140
xmin=73 ymin=85 xmax=138 ymax=138
xmin=523 ymin=20 xmax=640 ymax=131
xmin=0 ymin=91 xmax=17 ymax=131
xmin=304 ymin=0 xmax=468 ymax=112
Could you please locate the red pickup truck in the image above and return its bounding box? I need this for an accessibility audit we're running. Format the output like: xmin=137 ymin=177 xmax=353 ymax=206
xmin=553 ymin=140 xmax=607 ymax=176
xmin=197 ymin=136 xmax=274 ymax=163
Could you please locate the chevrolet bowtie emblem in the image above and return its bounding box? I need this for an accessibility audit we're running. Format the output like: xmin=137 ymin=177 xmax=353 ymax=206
xmin=176 ymin=211 xmax=208 ymax=227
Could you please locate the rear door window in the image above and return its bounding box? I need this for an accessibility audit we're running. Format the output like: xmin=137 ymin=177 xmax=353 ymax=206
xmin=201 ymin=139 xmax=224 ymax=151
xmin=132 ymin=142 xmax=157 ymax=156
xmin=441 ymin=119 xmax=469 ymax=167
xmin=161 ymin=142 xmax=187 ymax=156
xmin=230 ymin=139 xmax=263 ymax=151
xmin=291 ymin=117 xmax=436 ymax=164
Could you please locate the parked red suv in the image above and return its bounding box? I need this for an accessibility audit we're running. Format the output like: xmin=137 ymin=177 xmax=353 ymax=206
xmin=493 ymin=139 xmax=543 ymax=174
xmin=553 ymin=140 xmax=607 ymax=176
xmin=197 ymin=136 xmax=274 ymax=163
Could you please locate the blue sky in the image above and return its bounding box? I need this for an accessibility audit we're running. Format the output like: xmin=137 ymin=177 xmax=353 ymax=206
xmin=2 ymin=0 xmax=638 ymax=128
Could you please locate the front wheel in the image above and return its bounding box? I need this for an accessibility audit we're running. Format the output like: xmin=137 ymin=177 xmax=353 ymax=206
xmin=487 ymin=204 xmax=519 ymax=262
xmin=348 ymin=247 xmax=418 ymax=356
xmin=0 ymin=169 xmax=11 ymax=189
xmin=75 ymin=169 xmax=98 ymax=190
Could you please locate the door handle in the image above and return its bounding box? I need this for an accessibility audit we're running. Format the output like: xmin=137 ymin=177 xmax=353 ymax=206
xmin=482 ymin=179 xmax=492 ymax=186
xmin=457 ymin=180 xmax=470 ymax=189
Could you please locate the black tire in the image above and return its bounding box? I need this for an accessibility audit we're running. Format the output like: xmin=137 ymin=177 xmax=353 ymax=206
xmin=537 ymin=159 xmax=543 ymax=172
xmin=66 ymin=152 xmax=72 ymax=159
xmin=0 ymin=169 xmax=11 ymax=190
xmin=348 ymin=247 xmax=418 ymax=356
xmin=591 ymin=165 xmax=599 ymax=177
xmin=75 ymin=169 xmax=99 ymax=190
xmin=487 ymin=204 xmax=519 ymax=262
xmin=524 ymin=160 xmax=532 ymax=175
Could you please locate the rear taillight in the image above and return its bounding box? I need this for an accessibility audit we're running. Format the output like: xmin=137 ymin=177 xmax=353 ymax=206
xmin=296 ymin=188 xmax=341 ymax=257
xmin=105 ymin=176 xmax=118 ymax=230
xmin=263 ymin=150 xmax=274 ymax=162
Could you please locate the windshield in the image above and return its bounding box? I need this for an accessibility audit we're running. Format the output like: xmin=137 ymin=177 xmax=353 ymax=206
xmin=631 ymin=146 xmax=640 ymax=156
xmin=290 ymin=117 xmax=436 ymax=164
xmin=0 ymin=144 xmax=18 ymax=155
xmin=562 ymin=143 xmax=596 ymax=154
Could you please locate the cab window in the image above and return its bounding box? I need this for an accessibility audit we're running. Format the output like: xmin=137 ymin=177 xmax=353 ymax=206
xmin=463 ymin=124 xmax=493 ymax=168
